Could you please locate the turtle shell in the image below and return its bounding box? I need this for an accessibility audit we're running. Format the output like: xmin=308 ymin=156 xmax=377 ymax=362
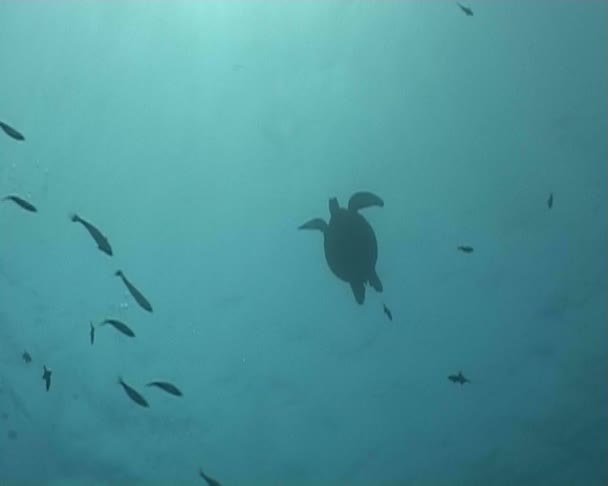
xmin=323 ymin=204 xmax=378 ymax=284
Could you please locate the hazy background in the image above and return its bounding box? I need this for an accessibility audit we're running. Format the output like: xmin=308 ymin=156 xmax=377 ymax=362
xmin=1 ymin=1 xmax=606 ymax=484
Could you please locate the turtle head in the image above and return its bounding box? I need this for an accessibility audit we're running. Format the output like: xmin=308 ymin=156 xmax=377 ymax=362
xmin=329 ymin=197 xmax=340 ymax=216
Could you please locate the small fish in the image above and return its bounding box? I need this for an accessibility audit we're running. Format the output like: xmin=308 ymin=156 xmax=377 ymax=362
xmin=383 ymin=304 xmax=393 ymax=321
xmin=90 ymin=322 xmax=95 ymax=345
xmin=0 ymin=120 xmax=25 ymax=141
xmin=101 ymin=319 xmax=135 ymax=338
xmin=547 ymin=192 xmax=553 ymax=209
xmin=115 ymin=270 xmax=153 ymax=313
xmin=2 ymin=195 xmax=37 ymax=212
xmin=22 ymin=351 xmax=32 ymax=364
xmin=7 ymin=429 xmax=17 ymax=440
xmin=457 ymin=245 xmax=474 ymax=254
xmin=118 ymin=377 xmax=149 ymax=408
xmin=457 ymin=2 xmax=474 ymax=16
xmin=70 ymin=213 xmax=113 ymax=256
xmin=146 ymin=381 xmax=183 ymax=397
xmin=199 ymin=468 xmax=222 ymax=486
xmin=448 ymin=371 xmax=470 ymax=385
xmin=42 ymin=365 xmax=52 ymax=391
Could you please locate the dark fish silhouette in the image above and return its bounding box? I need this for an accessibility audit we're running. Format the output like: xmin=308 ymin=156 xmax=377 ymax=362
xmin=2 ymin=195 xmax=37 ymax=212
xmin=448 ymin=371 xmax=470 ymax=385
xmin=7 ymin=429 xmax=17 ymax=440
xmin=547 ymin=192 xmax=553 ymax=209
xmin=118 ymin=377 xmax=149 ymax=408
xmin=22 ymin=351 xmax=32 ymax=363
xmin=383 ymin=304 xmax=393 ymax=321
xmin=457 ymin=2 xmax=474 ymax=16
xmin=457 ymin=245 xmax=474 ymax=253
xmin=199 ymin=468 xmax=222 ymax=486
xmin=101 ymin=319 xmax=135 ymax=338
xmin=70 ymin=213 xmax=113 ymax=256
xmin=115 ymin=270 xmax=153 ymax=312
xmin=0 ymin=120 xmax=25 ymax=141
xmin=90 ymin=322 xmax=95 ymax=345
xmin=42 ymin=365 xmax=52 ymax=391
xmin=146 ymin=381 xmax=183 ymax=397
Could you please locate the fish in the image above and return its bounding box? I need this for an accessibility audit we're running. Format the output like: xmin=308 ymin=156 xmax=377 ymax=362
xmin=101 ymin=319 xmax=135 ymax=338
xmin=457 ymin=245 xmax=474 ymax=253
xmin=383 ymin=304 xmax=393 ymax=321
xmin=146 ymin=381 xmax=183 ymax=397
xmin=118 ymin=377 xmax=149 ymax=408
xmin=448 ymin=371 xmax=470 ymax=385
xmin=90 ymin=322 xmax=95 ymax=345
xmin=22 ymin=351 xmax=32 ymax=364
xmin=0 ymin=120 xmax=25 ymax=141
xmin=115 ymin=270 xmax=153 ymax=313
xmin=198 ymin=468 xmax=222 ymax=486
xmin=70 ymin=213 xmax=113 ymax=256
xmin=7 ymin=429 xmax=17 ymax=440
xmin=547 ymin=192 xmax=553 ymax=209
xmin=42 ymin=365 xmax=52 ymax=391
xmin=457 ymin=2 xmax=474 ymax=16
xmin=2 ymin=195 xmax=37 ymax=212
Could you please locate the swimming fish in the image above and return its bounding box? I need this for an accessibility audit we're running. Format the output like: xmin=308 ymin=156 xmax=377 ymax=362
xmin=457 ymin=245 xmax=474 ymax=254
xmin=198 ymin=468 xmax=222 ymax=486
xmin=101 ymin=319 xmax=135 ymax=338
xmin=42 ymin=366 xmax=52 ymax=391
xmin=0 ymin=120 xmax=25 ymax=141
xmin=90 ymin=322 xmax=95 ymax=345
xmin=547 ymin=192 xmax=553 ymax=209
xmin=383 ymin=304 xmax=393 ymax=321
xmin=146 ymin=381 xmax=183 ymax=397
xmin=118 ymin=377 xmax=149 ymax=408
xmin=115 ymin=270 xmax=153 ymax=313
xmin=22 ymin=351 xmax=32 ymax=364
xmin=70 ymin=213 xmax=113 ymax=256
xmin=457 ymin=2 xmax=474 ymax=16
xmin=448 ymin=371 xmax=470 ymax=385
xmin=2 ymin=195 xmax=37 ymax=212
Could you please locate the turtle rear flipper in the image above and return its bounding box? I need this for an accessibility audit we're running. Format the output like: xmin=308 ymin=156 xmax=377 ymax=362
xmin=299 ymin=218 xmax=328 ymax=232
xmin=350 ymin=282 xmax=365 ymax=305
xmin=348 ymin=192 xmax=384 ymax=212
xmin=369 ymin=270 xmax=383 ymax=292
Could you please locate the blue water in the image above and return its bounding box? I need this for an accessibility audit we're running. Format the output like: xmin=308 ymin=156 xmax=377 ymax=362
xmin=1 ymin=1 xmax=606 ymax=484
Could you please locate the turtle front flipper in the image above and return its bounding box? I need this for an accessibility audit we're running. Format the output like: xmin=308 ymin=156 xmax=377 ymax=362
xmin=298 ymin=218 xmax=328 ymax=233
xmin=369 ymin=270 xmax=383 ymax=292
xmin=348 ymin=192 xmax=384 ymax=212
xmin=350 ymin=281 xmax=365 ymax=305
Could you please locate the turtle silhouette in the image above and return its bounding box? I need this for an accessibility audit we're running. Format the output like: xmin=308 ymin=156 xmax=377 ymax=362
xmin=299 ymin=191 xmax=384 ymax=304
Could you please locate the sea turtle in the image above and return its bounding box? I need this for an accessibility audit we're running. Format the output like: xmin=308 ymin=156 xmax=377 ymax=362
xmin=299 ymin=191 xmax=384 ymax=305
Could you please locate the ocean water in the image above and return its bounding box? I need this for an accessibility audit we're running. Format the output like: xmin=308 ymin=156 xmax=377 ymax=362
xmin=0 ymin=1 xmax=606 ymax=484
